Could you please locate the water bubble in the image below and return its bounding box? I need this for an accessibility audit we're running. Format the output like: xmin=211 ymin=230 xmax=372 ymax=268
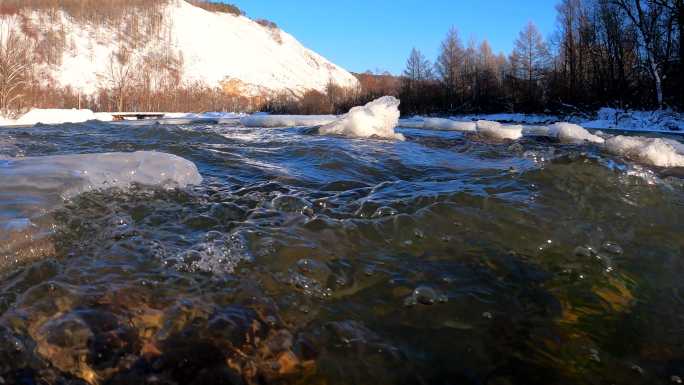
xmin=288 ymin=272 xmax=330 ymax=298
xmin=204 ymin=230 xmax=224 ymax=241
xmin=589 ymin=348 xmax=601 ymax=363
xmin=371 ymin=206 xmax=398 ymax=218
xmin=404 ymin=286 xmax=444 ymax=306
xmin=538 ymin=239 xmax=554 ymax=252
xmin=272 ymin=195 xmax=313 ymax=215
xmin=602 ymin=241 xmax=624 ymax=255
xmin=183 ymin=214 xmax=219 ymax=230
xmin=574 ymin=246 xmax=596 ymax=258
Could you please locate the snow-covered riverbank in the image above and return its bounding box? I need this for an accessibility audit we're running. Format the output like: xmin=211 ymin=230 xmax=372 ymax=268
xmin=3 ymin=107 xmax=683 ymax=135
xmin=0 ymin=109 xmax=245 ymax=126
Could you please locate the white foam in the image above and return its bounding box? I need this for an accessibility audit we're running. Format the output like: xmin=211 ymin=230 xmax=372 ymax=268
xmin=476 ymin=120 xmax=523 ymax=140
xmin=604 ymin=136 xmax=684 ymax=168
xmin=547 ymin=122 xmax=604 ymax=144
xmin=319 ymin=96 xmax=404 ymax=140
xmin=423 ymin=118 xmax=477 ymax=132
xmin=240 ymin=114 xmax=337 ymax=128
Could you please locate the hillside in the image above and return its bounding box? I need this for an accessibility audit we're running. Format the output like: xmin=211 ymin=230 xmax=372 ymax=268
xmin=0 ymin=0 xmax=359 ymax=112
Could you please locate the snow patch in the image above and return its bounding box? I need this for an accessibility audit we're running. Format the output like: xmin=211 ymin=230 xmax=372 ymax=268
xmin=476 ymin=120 xmax=523 ymax=140
xmin=319 ymin=96 xmax=404 ymax=140
xmin=240 ymin=114 xmax=337 ymax=128
xmin=604 ymin=136 xmax=684 ymax=168
xmin=547 ymin=122 xmax=604 ymax=144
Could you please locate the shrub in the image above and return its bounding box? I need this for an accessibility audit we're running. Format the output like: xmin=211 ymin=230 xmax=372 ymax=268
xmin=187 ymin=1 xmax=243 ymax=16
xmin=255 ymin=19 xmax=277 ymax=29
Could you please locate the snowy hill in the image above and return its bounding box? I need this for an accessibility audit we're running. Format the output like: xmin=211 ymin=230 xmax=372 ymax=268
xmin=4 ymin=0 xmax=359 ymax=97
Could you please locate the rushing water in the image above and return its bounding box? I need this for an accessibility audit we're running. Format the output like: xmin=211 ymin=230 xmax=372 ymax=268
xmin=1 ymin=121 xmax=684 ymax=385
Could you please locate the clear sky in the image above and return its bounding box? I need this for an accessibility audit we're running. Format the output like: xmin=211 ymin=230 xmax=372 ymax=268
xmin=228 ymin=1 xmax=559 ymax=75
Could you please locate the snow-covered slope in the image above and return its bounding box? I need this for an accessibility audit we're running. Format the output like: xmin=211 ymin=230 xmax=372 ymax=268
xmin=9 ymin=0 xmax=359 ymax=97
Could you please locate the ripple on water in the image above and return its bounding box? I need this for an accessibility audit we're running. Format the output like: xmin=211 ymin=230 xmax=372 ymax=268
xmin=0 ymin=122 xmax=683 ymax=384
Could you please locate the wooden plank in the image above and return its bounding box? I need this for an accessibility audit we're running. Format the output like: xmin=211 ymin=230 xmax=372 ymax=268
xmin=111 ymin=112 xmax=166 ymax=121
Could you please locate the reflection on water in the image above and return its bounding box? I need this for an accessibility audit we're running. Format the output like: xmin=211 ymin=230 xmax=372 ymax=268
xmin=0 ymin=122 xmax=683 ymax=384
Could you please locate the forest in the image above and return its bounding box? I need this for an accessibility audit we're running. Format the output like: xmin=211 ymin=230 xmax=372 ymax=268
xmin=396 ymin=0 xmax=684 ymax=115
xmin=0 ymin=0 xmax=682 ymax=116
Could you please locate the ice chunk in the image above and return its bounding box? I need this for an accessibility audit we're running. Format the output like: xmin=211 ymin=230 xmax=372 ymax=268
xmin=547 ymin=122 xmax=604 ymax=144
xmin=476 ymin=120 xmax=522 ymax=140
xmin=604 ymin=136 xmax=684 ymax=168
xmin=1 ymin=151 xmax=202 ymax=200
xmin=319 ymin=96 xmax=404 ymax=140
xmin=14 ymin=108 xmax=111 ymax=126
xmin=0 ymin=151 xmax=202 ymax=271
xmin=241 ymin=114 xmax=337 ymax=128
xmin=398 ymin=118 xmax=425 ymax=129
xmin=423 ymin=118 xmax=477 ymax=132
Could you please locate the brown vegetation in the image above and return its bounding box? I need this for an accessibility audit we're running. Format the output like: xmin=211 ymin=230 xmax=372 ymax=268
xmin=0 ymin=20 xmax=33 ymax=116
xmin=187 ymin=0 xmax=243 ymax=16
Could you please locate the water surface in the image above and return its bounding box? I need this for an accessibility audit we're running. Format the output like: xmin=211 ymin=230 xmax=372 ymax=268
xmin=0 ymin=122 xmax=683 ymax=385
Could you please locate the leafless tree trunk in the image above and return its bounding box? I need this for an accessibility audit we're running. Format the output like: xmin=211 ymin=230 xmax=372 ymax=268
xmin=614 ymin=0 xmax=665 ymax=108
xmin=0 ymin=22 xmax=32 ymax=117
xmin=103 ymin=50 xmax=136 ymax=112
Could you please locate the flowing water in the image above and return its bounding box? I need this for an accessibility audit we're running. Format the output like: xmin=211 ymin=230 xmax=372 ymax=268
xmin=0 ymin=121 xmax=684 ymax=385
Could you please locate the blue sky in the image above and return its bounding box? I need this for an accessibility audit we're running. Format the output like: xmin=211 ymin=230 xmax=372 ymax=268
xmin=229 ymin=1 xmax=558 ymax=75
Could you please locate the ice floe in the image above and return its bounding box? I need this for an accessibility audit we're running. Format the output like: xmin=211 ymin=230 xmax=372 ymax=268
xmin=547 ymin=122 xmax=604 ymax=144
xmin=1 ymin=151 xmax=202 ymax=200
xmin=424 ymin=118 xmax=477 ymax=132
xmin=319 ymin=96 xmax=404 ymax=140
xmin=476 ymin=120 xmax=523 ymax=140
xmin=604 ymin=136 xmax=684 ymax=168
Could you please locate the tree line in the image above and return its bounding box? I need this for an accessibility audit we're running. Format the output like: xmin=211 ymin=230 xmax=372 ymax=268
xmin=1 ymin=0 xmax=681 ymax=117
xmin=399 ymin=0 xmax=683 ymax=115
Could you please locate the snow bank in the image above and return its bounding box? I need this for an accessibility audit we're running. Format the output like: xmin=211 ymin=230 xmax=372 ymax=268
xmin=319 ymin=96 xmax=404 ymax=140
xmin=476 ymin=120 xmax=523 ymax=140
xmin=583 ymin=108 xmax=684 ymax=133
xmin=0 ymin=116 xmax=13 ymax=126
xmin=241 ymin=114 xmax=337 ymax=128
xmin=423 ymin=118 xmax=477 ymax=132
xmin=604 ymin=136 xmax=684 ymax=168
xmin=1 ymin=151 xmax=202 ymax=198
xmin=547 ymin=122 xmax=604 ymax=144
xmin=14 ymin=109 xmax=103 ymax=126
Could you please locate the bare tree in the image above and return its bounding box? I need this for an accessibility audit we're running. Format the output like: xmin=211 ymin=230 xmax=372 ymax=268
xmin=102 ymin=49 xmax=138 ymax=112
xmin=613 ymin=0 xmax=667 ymax=108
xmin=436 ymin=27 xmax=465 ymax=108
xmin=0 ymin=22 xmax=32 ymax=117
xmin=511 ymin=21 xmax=551 ymax=106
xmin=403 ymin=48 xmax=433 ymax=90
